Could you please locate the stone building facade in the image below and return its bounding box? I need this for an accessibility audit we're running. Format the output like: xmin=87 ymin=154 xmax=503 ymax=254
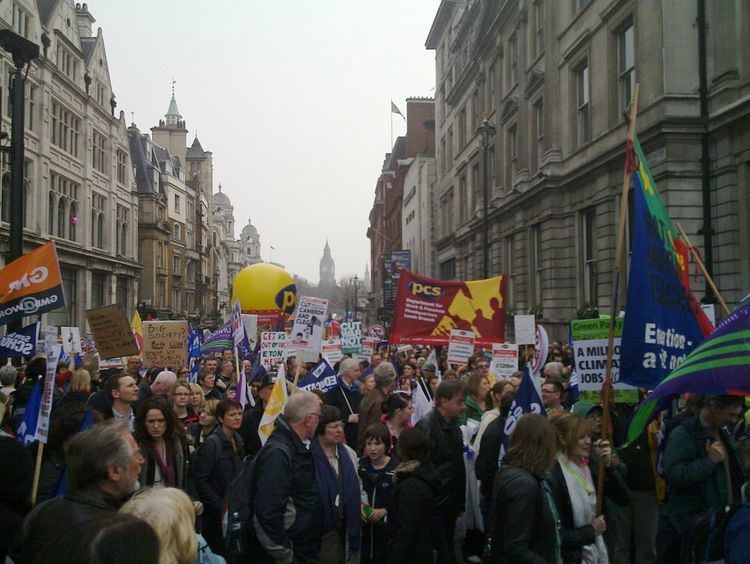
xmin=0 ymin=1 xmax=140 ymax=330
xmin=426 ymin=0 xmax=749 ymax=338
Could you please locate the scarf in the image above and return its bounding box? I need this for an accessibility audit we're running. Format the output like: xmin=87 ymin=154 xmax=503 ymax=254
xmin=311 ymin=438 xmax=362 ymax=553
xmin=557 ymin=454 xmax=608 ymax=563
xmin=150 ymin=439 xmax=176 ymax=488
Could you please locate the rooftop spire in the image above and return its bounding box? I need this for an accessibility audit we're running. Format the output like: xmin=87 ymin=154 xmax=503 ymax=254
xmin=165 ymin=80 xmax=182 ymax=127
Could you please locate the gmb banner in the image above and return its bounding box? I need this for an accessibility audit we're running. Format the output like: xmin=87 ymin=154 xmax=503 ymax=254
xmin=390 ymin=271 xmax=506 ymax=347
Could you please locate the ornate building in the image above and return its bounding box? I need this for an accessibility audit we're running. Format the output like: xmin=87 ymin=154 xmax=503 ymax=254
xmin=0 ymin=1 xmax=140 ymax=330
xmin=319 ymin=239 xmax=336 ymax=289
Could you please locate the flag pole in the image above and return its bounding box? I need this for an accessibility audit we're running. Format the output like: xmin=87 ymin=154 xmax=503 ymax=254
xmin=597 ymin=84 xmax=640 ymax=515
xmin=674 ymin=222 xmax=730 ymax=316
xmin=30 ymin=441 xmax=44 ymax=505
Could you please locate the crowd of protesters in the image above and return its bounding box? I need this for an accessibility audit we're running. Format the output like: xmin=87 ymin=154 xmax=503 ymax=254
xmin=0 ymin=339 xmax=748 ymax=563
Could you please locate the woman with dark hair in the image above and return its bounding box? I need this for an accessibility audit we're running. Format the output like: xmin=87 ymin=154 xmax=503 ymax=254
xmin=311 ymin=404 xmax=365 ymax=563
xmin=133 ymin=397 xmax=191 ymax=493
xmin=382 ymin=392 xmax=414 ymax=454
xmin=491 ymin=412 xmax=562 ymax=562
xmin=387 ymin=427 xmax=445 ymax=563
xmin=192 ymin=398 xmax=244 ymax=555
xmin=358 ymin=423 xmax=398 ymax=563
xmin=464 ymin=371 xmax=492 ymax=425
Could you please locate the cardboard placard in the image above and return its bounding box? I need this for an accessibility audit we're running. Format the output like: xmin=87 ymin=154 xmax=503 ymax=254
xmin=447 ymin=329 xmax=475 ymax=365
xmin=85 ymin=305 xmax=139 ymax=360
xmin=260 ymin=331 xmax=289 ymax=370
xmin=142 ymin=320 xmax=189 ymax=368
xmin=514 ymin=315 xmax=536 ymax=345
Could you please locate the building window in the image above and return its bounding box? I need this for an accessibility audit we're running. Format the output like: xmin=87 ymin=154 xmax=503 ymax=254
xmin=534 ymin=99 xmax=544 ymax=169
xmin=618 ymin=22 xmax=635 ymax=112
xmin=508 ymin=33 xmax=518 ymax=87
xmin=116 ymin=277 xmax=129 ymax=318
xmin=173 ymin=253 xmax=181 ymax=274
xmin=471 ymin=163 xmax=480 ymax=211
xmin=505 ymin=235 xmax=516 ymax=309
xmin=48 ymin=267 xmax=77 ymax=326
xmin=582 ymin=209 xmax=598 ymax=306
xmin=51 ymin=102 xmax=81 ymax=157
xmin=95 ymin=82 xmax=106 ymax=107
xmin=574 ymin=0 xmax=590 ymax=12
xmin=91 ymin=193 xmax=106 ymax=249
xmin=488 ymin=63 xmax=496 ymax=112
xmin=174 ymin=194 xmax=180 ymax=213
xmin=440 ymin=258 xmax=456 ymax=280
xmin=156 ymin=242 xmax=164 ymax=268
xmin=574 ymin=61 xmax=591 ymax=147
xmin=116 ymin=149 xmax=127 ymax=184
xmin=26 ymin=83 xmax=36 ymax=130
xmin=458 ymin=107 xmax=467 ymax=148
xmin=49 ymin=172 xmax=80 ymax=241
xmin=12 ymin=4 xmax=30 ymax=37
xmin=532 ymin=224 xmax=543 ymax=306
xmin=458 ymin=175 xmax=468 ymax=224
xmin=471 ymin=89 xmax=479 ymax=132
xmin=174 ymin=223 xmax=182 ymax=241
xmin=439 ymin=137 xmax=446 ymax=175
xmin=440 ymin=188 xmax=454 ymax=237
xmin=535 ymin=1 xmax=545 ymax=57
xmin=92 ymin=129 xmax=107 ymax=174
xmin=158 ymin=280 xmax=166 ymax=306
xmin=91 ymin=272 xmax=106 ymax=309
xmin=56 ymin=46 xmax=78 ymax=80
xmin=447 ymin=127 xmax=454 ymax=164
xmin=508 ymin=125 xmax=518 ymax=187
xmin=172 ymin=288 xmax=181 ymax=311
xmin=116 ymin=205 xmax=129 ymax=256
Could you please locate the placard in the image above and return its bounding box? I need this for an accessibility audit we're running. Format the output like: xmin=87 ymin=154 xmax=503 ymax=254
xmin=321 ymin=338 xmax=343 ymax=364
xmin=60 ymin=326 xmax=82 ymax=354
xmin=357 ymin=336 xmax=377 ymax=362
xmin=85 ymin=305 xmax=139 ymax=360
xmin=290 ymin=296 xmax=328 ymax=362
xmin=491 ymin=342 xmax=518 ymax=380
xmin=142 ymin=320 xmax=188 ymax=368
xmin=514 ymin=315 xmax=536 ymax=345
xmin=340 ymin=321 xmax=362 ymax=355
xmin=447 ymin=329 xmax=475 ymax=365
xmin=260 ymin=331 xmax=289 ymax=370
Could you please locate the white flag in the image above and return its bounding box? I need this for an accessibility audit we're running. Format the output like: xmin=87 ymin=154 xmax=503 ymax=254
xmin=258 ymin=364 xmax=288 ymax=445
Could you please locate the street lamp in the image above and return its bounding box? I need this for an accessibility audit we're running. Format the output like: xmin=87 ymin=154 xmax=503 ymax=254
xmin=353 ymin=275 xmax=359 ymax=320
xmin=476 ymin=116 xmax=496 ymax=279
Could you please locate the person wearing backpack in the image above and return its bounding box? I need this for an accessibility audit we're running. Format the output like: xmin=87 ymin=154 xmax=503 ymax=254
xmin=192 ymin=399 xmax=244 ymax=557
xmin=657 ymin=395 xmax=745 ymax=563
xmin=251 ymin=390 xmax=323 ymax=563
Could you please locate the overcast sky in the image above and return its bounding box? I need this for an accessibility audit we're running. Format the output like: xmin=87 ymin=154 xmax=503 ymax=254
xmin=92 ymin=1 xmax=439 ymax=283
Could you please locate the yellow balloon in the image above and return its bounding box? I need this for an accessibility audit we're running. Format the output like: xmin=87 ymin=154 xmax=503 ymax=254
xmin=231 ymin=263 xmax=297 ymax=315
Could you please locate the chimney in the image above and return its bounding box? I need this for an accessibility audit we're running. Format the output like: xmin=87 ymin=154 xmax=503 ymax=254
xmin=75 ymin=3 xmax=96 ymax=38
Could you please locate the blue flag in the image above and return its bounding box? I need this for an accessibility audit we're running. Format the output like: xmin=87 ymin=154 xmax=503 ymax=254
xmin=499 ymin=366 xmax=546 ymax=465
xmin=298 ymin=359 xmax=337 ymax=393
xmin=16 ymin=380 xmax=42 ymax=444
xmin=187 ymin=327 xmax=202 ymax=384
xmin=0 ymin=322 xmax=38 ymax=358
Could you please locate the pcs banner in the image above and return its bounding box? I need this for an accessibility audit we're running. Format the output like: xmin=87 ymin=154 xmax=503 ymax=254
xmin=390 ymin=271 xmax=506 ymax=347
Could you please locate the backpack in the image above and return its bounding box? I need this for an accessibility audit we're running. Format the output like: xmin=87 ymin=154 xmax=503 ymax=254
xmin=724 ymin=501 xmax=750 ymax=563
xmin=221 ymin=441 xmax=293 ymax=558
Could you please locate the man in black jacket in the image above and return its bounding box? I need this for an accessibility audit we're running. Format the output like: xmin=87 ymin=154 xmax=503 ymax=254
xmin=12 ymin=420 xmax=144 ymax=563
xmin=252 ymin=390 xmax=323 ymax=563
xmin=240 ymin=372 xmax=276 ymax=457
xmin=415 ymin=379 xmax=467 ymax=563
xmin=325 ymin=357 xmax=362 ymax=448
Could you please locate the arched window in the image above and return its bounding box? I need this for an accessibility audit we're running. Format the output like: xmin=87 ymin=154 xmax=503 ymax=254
xmin=57 ymin=197 xmax=66 ymax=238
xmin=68 ymin=201 xmax=77 ymax=241
xmin=1 ymin=174 xmax=10 ymax=223
xmin=48 ymin=192 xmax=55 ymax=234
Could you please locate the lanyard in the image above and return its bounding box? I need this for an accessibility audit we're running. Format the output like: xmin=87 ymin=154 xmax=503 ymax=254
xmin=561 ymin=458 xmax=594 ymax=496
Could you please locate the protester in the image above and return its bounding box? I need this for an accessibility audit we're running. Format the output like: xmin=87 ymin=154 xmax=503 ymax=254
xmin=65 ymin=368 xmax=92 ymax=401
xmin=133 ymin=397 xmax=191 ymax=492
xmin=139 ymin=370 xmax=178 ymax=402
xmin=252 ymin=390 xmax=323 ymax=563
xmin=186 ymin=398 xmax=220 ymax=452
xmin=415 ymin=379 xmax=467 ymax=563
xmin=192 ymin=399 xmax=244 ymax=555
xmin=387 ymin=427 xmax=446 ymax=562
xmin=326 ymin=357 xmax=363 ymax=448
xmin=0 ymin=364 xmax=17 ymax=398
xmin=0 ymin=436 xmax=33 ymax=561
xmin=382 ymin=391 xmax=413 ymax=454
xmin=240 ymin=371 xmax=276 ymax=458
xmin=657 ymin=395 xmax=744 ymax=562
xmin=358 ymin=423 xmax=398 ymax=563
xmin=172 ymin=381 xmax=199 ymax=427
xmin=199 ymin=369 xmax=223 ymax=401
xmin=189 ymin=383 xmax=205 ymax=413
xmin=95 ymin=372 xmax=138 ymax=432
xmin=358 ymin=362 xmax=396 ymax=450
xmin=541 ymin=378 xmax=566 ymax=413
xmin=491 ymin=413 xmax=561 ymax=562
xmin=126 ymin=356 xmax=144 ymax=385
xmin=464 ymin=372 xmax=491 ymax=424
xmin=311 ymin=405 xmax=365 ymax=562
xmin=13 ymin=420 xmax=145 ymax=563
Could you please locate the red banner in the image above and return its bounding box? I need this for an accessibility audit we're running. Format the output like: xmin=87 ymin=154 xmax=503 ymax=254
xmin=390 ymin=271 xmax=506 ymax=348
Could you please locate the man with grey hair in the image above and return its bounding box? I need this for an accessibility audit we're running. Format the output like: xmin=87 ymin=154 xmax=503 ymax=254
xmin=138 ymin=369 xmax=177 ymax=402
xmin=325 ymin=357 xmax=362 ymax=447
xmin=542 ymin=361 xmax=564 ymax=380
xmin=357 ymin=361 xmax=396 ymax=450
xmin=13 ymin=420 xmax=144 ymax=563
xmin=0 ymin=364 xmax=17 ymax=397
xmin=252 ymin=390 xmax=323 ymax=563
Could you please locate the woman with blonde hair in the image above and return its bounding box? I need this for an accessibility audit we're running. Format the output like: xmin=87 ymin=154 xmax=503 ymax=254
xmin=120 ymin=487 xmax=223 ymax=564
xmin=186 ymin=398 xmax=219 ymax=451
xmin=189 ymin=382 xmax=205 ymax=413
xmin=65 ymin=368 xmax=92 ymax=401
xmin=173 ymin=381 xmax=199 ymax=427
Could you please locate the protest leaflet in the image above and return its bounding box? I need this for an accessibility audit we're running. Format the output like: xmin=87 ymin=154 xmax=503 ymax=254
xmin=340 ymin=321 xmax=362 ymax=355
xmin=290 ymin=296 xmax=328 ymax=362
xmin=321 ymin=338 xmax=343 ymax=364
xmin=491 ymin=343 xmax=518 ymax=380
xmin=447 ymin=329 xmax=475 ymax=365
xmin=142 ymin=321 xmax=189 ymax=368
xmin=85 ymin=305 xmax=139 ymax=359
xmin=260 ymin=331 xmax=288 ymax=370
xmin=571 ymin=317 xmax=636 ymax=403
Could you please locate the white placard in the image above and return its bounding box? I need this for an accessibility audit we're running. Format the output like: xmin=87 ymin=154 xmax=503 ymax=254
xmin=260 ymin=332 xmax=289 ymax=370
xmin=514 ymin=315 xmax=536 ymax=345
xmin=447 ymin=329 xmax=476 ymax=365
xmin=60 ymin=327 xmax=82 ymax=354
xmin=573 ymin=337 xmax=635 ymax=392
xmin=321 ymin=338 xmax=343 ymax=364
xmin=290 ymin=296 xmax=328 ymax=362
xmin=491 ymin=342 xmax=519 ymax=380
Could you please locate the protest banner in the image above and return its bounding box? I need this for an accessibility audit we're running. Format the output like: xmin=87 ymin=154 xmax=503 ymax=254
xmin=142 ymin=321 xmax=189 ymax=368
xmin=60 ymin=327 xmax=82 ymax=354
xmin=447 ymin=329 xmax=475 ymax=365
xmin=290 ymin=296 xmax=328 ymax=362
xmin=201 ymin=322 xmax=232 ymax=354
xmin=0 ymin=322 xmax=38 ymax=358
xmin=396 ymin=344 xmax=413 ymax=353
xmin=260 ymin=331 xmax=288 ymax=370
xmin=340 ymin=321 xmax=362 ymax=355
xmin=571 ymin=317 xmax=637 ymax=403
xmin=491 ymin=343 xmax=518 ymax=380
xmin=513 ymin=315 xmax=536 ymax=345
xmin=321 ymin=338 xmax=343 ymax=364
xmin=390 ymin=271 xmax=506 ymax=347
xmin=85 ymin=305 xmax=138 ymax=359
xmin=297 ymin=359 xmax=338 ymax=394
xmin=36 ymin=341 xmax=61 ymax=444
xmin=0 ymin=242 xmax=65 ymax=326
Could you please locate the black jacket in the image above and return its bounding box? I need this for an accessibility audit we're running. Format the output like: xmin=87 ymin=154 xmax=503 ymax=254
xmin=475 ymin=414 xmax=505 ymax=500
xmin=359 ymin=456 xmax=399 ymax=562
xmin=548 ymin=458 xmax=630 ymax=563
xmin=387 ymin=462 xmax=445 ymax=563
xmin=415 ymin=409 xmax=466 ymax=514
xmin=12 ymin=486 xmax=124 ymax=563
xmin=252 ymin=416 xmax=322 ymax=563
xmin=192 ymin=427 xmax=244 ymax=513
xmin=137 ymin=434 xmax=193 ymax=496
xmin=36 ymin=450 xmax=66 ymax=504
xmin=491 ymin=466 xmax=560 ymax=563
xmin=325 ymin=380 xmax=362 ymax=448
xmin=240 ymin=400 xmax=265 ymax=458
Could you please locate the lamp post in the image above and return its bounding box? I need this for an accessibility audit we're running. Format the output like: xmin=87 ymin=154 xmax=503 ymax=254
xmin=476 ymin=116 xmax=496 ymax=279
xmin=353 ymin=275 xmax=359 ymax=320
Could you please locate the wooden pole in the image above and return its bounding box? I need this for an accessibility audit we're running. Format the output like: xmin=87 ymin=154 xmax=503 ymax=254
xmin=30 ymin=441 xmax=44 ymax=506
xmin=597 ymin=84 xmax=640 ymax=515
xmin=675 ymin=222 xmax=730 ymax=316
